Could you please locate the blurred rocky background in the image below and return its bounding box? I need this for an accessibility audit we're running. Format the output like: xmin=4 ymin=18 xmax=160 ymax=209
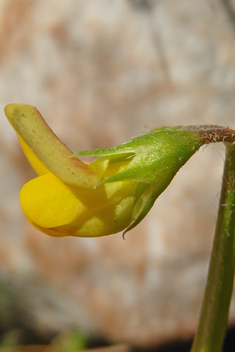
xmin=1 ymin=0 xmax=235 ymax=350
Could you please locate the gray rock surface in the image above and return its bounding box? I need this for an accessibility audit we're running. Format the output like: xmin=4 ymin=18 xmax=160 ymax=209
xmin=0 ymin=0 xmax=235 ymax=346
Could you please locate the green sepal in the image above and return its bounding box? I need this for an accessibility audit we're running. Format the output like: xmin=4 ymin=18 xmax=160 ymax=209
xmin=125 ymin=183 xmax=155 ymax=234
xmin=73 ymin=126 xmax=203 ymax=234
xmin=73 ymin=145 xmax=135 ymax=158
xmin=73 ymin=126 xmax=203 ymax=186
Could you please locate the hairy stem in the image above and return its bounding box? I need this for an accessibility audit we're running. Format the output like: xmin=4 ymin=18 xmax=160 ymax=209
xmin=184 ymin=125 xmax=235 ymax=144
xmin=190 ymin=143 xmax=235 ymax=352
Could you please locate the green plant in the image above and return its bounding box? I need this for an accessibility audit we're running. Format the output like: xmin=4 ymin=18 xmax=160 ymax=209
xmin=5 ymin=104 xmax=235 ymax=351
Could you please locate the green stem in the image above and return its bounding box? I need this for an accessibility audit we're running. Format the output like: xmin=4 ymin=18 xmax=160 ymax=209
xmin=190 ymin=143 xmax=235 ymax=352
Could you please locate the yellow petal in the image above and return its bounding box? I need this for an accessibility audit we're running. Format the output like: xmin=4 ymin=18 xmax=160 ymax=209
xmin=5 ymin=104 xmax=106 ymax=187
xmin=18 ymin=135 xmax=49 ymax=175
xmin=20 ymin=172 xmax=137 ymax=237
xmin=66 ymin=195 xmax=136 ymax=237
xmin=29 ymin=194 xmax=136 ymax=237
xmin=20 ymin=173 xmax=84 ymax=228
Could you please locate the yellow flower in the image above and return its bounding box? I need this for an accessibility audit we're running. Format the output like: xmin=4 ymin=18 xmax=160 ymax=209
xmin=5 ymin=104 xmax=203 ymax=237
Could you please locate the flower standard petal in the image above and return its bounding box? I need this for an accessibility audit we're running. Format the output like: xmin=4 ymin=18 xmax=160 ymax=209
xmin=18 ymin=135 xmax=50 ymax=175
xmin=4 ymin=104 xmax=107 ymax=187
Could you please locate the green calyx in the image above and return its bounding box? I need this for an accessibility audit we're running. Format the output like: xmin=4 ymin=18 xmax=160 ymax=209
xmin=73 ymin=126 xmax=203 ymax=234
xmin=73 ymin=126 xmax=202 ymax=184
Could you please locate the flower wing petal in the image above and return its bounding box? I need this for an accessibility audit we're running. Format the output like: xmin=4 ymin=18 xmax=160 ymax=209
xmin=20 ymin=173 xmax=84 ymax=228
